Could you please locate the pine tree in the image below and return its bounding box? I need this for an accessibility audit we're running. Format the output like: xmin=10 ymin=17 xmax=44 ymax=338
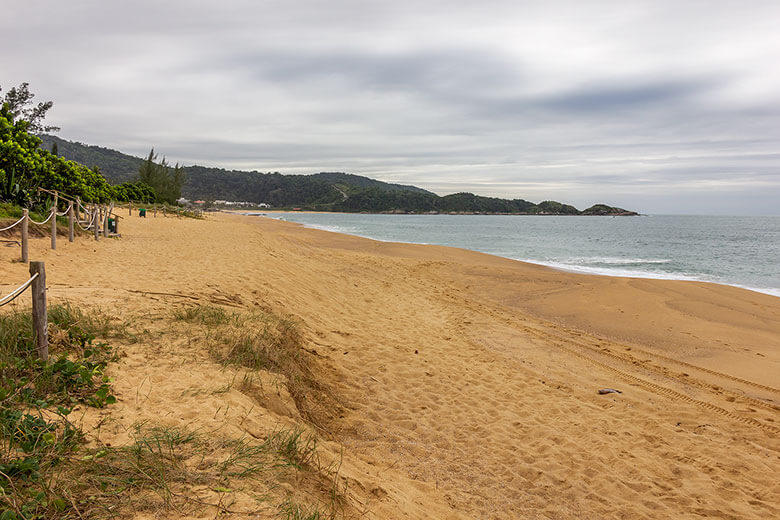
xmin=137 ymin=149 xmax=185 ymax=204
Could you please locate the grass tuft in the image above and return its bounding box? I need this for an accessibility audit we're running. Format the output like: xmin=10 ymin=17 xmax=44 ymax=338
xmin=70 ymin=424 xmax=338 ymax=518
xmin=173 ymin=304 xmax=337 ymax=424
xmin=278 ymin=499 xmax=327 ymax=520
xmin=172 ymin=304 xmax=234 ymax=327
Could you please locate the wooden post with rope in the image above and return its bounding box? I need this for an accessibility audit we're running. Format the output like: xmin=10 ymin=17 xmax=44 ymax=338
xmin=21 ymin=209 xmax=29 ymax=263
xmin=68 ymin=203 xmax=75 ymax=242
xmin=93 ymin=206 xmax=99 ymax=240
xmin=29 ymin=261 xmax=48 ymax=361
xmin=129 ymin=202 xmax=132 ymax=216
xmin=51 ymin=192 xmax=58 ymax=250
xmin=102 ymin=205 xmax=108 ymax=238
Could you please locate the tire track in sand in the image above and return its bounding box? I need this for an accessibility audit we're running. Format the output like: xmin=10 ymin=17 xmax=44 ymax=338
xmin=443 ymin=291 xmax=780 ymax=436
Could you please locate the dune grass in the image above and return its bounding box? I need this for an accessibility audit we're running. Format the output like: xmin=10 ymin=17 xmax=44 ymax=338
xmin=1 ymin=300 xmax=348 ymax=518
xmin=68 ymin=424 xmax=341 ymax=518
xmin=0 ymin=304 xmax=122 ymax=519
xmin=1 ymin=302 xmax=345 ymax=518
xmin=173 ymin=304 xmax=339 ymax=426
xmin=0 ymin=303 xmax=122 ymax=407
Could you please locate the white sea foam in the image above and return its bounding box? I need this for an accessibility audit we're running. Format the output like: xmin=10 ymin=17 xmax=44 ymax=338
xmin=295 ymin=222 xmax=432 ymax=245
xmin=565 ymin=257 xmax=672 ymax=265
xmin=516 ymin=259 xmax=699 ymax=281
xmin=305 ymin=223 xmax=360 ymax=234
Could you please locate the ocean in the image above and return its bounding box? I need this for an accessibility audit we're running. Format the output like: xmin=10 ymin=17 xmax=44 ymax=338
xmin=265 ymin=213 xmax=780 ymax=298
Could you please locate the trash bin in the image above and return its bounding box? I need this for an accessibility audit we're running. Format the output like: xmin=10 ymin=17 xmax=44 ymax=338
xmin=108 ymin=218 xmax=116 ymax=233
xmin=139 ymin=208 xmax=146 ymax=218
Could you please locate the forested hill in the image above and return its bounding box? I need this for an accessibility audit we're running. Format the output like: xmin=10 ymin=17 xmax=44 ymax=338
xmin=38 ymin=135 xmax=434 ymax=199
xmin=39 ymin=134 xmax=142 ymax=183
xmin=37 ymin=134 xmax=637 ymax=215
xmin=309 ymin=172 xmax=434 ymax=195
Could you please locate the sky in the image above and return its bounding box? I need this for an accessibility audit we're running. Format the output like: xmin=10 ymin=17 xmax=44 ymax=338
xmin=2 ymin=0 xmax=779 ymax=215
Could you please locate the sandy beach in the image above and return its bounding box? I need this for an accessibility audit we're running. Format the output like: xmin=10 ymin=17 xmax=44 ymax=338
xmin=1 ymin=211 xmax=778 ymax=519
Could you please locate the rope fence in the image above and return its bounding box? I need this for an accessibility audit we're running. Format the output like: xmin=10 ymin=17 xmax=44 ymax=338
xmin=27 ymin=210 xmax=55 ymax=226
xmin=0 ymin=263 xmax=48 ymax=360
xmin=0 ymin=216 xmax=25 ymax=233
xmin=0 ymin=272 xmax=38 ymax=307
xmin=56 ymin=201 xmax=73 ymax=217
xmin=0 ymin=189 xmax=131 ymax=261
xmin=3 ymin=189 xmax=201 ymax=264
xmin=76 ymin=208 xmax=97 ymax=231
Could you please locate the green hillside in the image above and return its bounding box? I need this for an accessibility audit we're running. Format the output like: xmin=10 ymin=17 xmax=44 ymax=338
xmin=310 ymin=172 xmax=434 ymax=195
xmin=39 ymin=134 xmax=142 ymax=183
xmin=36 ymin=135 xmax=637 ymax=215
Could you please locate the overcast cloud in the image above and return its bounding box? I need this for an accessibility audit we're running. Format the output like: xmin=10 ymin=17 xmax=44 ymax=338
xmin=2 ymin=0 xmax=779 ymax=214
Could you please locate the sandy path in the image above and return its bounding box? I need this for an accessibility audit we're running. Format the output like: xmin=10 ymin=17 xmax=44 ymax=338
xmin=1 ymin=212 xmax=778 ymax=519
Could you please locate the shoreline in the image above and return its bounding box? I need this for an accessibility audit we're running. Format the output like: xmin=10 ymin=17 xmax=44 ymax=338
xmin=238 ymin=213 xmax=780 ymax=387
xmin=1 ymin=211 xmax=777 ymax=519
xmin=254 ymin=211 xmax=780 ymax=299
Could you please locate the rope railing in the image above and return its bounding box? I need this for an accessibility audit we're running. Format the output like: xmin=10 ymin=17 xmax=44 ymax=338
xmin=38 ymin=187 xmax=78 ymax=206
xmin=0 ymin=272 xmax=38 ymax=307
xmin=0 ymin=215 xmax=26 ymax=233
xmin=56 ymin=201 xmax=73 ymax=217
xmin=3 ymin=187 xmax=193 ymax=264
xmin=27 ymin=209 xmax=55 ymax=226
xmin=0 ymin=262 xmax=49 ymax=360
xmin=1 ymin=189 xmax=108 ymax=262
xmin=76 ymin=208 xmax=97 ymax=231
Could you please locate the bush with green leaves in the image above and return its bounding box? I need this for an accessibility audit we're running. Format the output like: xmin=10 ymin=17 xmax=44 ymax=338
xmin=1 ymin=103 xmax=161 ymax=209
xmin=111 ymin=181 xmax=157 ymax=203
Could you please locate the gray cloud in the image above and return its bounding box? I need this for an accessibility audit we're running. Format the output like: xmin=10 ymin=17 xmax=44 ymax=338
xmin=1 ymin=0 xmax=779 ymax=214
xmin=539 ymin=80 xmax=708 ymax=112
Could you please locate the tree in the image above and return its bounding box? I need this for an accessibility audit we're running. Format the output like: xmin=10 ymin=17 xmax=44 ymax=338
xmin=137 ymin=149 xmax=185 ymax=204
xmin=0 ymin=82 xmax=60 ymax=133
xmin=1 ymin=104 xmax=115 ymax=206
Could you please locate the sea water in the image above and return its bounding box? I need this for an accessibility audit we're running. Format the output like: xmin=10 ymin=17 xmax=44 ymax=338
xmin=266 ymin=213 xmax=780 ymax=298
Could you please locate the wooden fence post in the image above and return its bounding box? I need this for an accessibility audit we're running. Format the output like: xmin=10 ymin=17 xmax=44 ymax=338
xmin=76 ymin=197 xmax=81 ymax=222
xmin=154 ymin=204 xmax=157 ymax=218
xmin=114 ymin=214 xmax=119 ymax=235
xmin=21 ymin=209 xmax=29 ymax=263
xmin=93 ymin=206 xmax=99 ymax=240
xmin=29 ymin=261 xmax=48 ymax=361
xmin=129 ymin=202 xmax=132 ymax=216
xmin=102 ymin=205 xmax=109 ymax=237
xmin=51 ymin=192 xmax=58 ymax=250
xmin=68 ymin=203 xmax=75 ymax=242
